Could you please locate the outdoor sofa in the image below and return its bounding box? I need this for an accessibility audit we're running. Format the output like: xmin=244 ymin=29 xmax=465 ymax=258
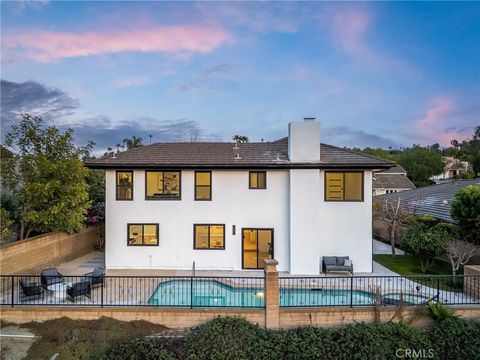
xmin=322 ymin=256 xmax=353 ymax=275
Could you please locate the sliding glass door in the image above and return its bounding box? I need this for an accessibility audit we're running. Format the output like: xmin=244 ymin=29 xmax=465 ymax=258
xmin=242 ymin=229 xmax=274 ymax=269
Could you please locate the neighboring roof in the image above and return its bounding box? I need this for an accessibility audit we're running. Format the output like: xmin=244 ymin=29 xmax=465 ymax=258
xmin=375 ymin=179 xmax=480 ymax=222
xmin=376 ymin=165 xmax=407 ymax=174
xmin=372 ymin=174 xmax=415 ymax=190
xmin=85 ymin=137 xmax=394 ymax=169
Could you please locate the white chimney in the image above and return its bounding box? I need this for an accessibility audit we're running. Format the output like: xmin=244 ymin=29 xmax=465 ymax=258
xmin=288 ymin=118 xmax=320 ymax=162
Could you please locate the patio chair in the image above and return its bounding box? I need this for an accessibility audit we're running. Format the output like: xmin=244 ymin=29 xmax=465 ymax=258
xmin=19 ymin=279 xmax=44 ymax=301
xmin=66 ymin=280 xmax=91 ymax=302
xmin=82 ymin=267 xmax=105 ymax=288
xmin=40 ymin=268 xmax=64 ymax=289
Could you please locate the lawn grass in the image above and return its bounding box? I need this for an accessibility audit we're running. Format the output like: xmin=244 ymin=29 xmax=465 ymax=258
xmin=373 ymin=254 xmax=463 ymax=292
xmin=20 ymin=316 xmax=168 ymax=360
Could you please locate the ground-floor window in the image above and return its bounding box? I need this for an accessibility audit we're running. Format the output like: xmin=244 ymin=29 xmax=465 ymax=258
xmin=194 ymin=224 xmax=225 ymax=249
xmin=127 ymin=224 xmax=159 ymax=246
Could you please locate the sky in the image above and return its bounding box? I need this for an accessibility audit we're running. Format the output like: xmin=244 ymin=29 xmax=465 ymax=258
xmin=1 ymin=1 xmax=479 ymax=154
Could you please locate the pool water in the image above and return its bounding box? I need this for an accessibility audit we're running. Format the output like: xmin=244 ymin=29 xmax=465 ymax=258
xmin=148 ymin=279 xmax=430 ymax=307
xmin=147 ymin=279 xmax=264 ymax=307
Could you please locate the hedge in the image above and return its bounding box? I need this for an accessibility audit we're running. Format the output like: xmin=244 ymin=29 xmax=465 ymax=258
xmin=102 ymin=316 xmax=480 ymax=360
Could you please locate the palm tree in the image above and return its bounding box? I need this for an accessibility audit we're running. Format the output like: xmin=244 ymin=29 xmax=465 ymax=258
xmin=123 ymin=136 xmax=144 ymax=150
xmin=232 ymin=135 xmax=249 ymax=143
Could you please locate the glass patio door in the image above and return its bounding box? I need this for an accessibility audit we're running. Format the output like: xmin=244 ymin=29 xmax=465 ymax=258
xmin=242 ymin=229 xmax=273 ymax=269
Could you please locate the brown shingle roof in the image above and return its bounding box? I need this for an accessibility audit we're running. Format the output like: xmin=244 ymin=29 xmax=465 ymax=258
xmin=85 ymin=138 xmax=394 ymax=169
xmin=372 ymin=174 xmax=416 ymax=190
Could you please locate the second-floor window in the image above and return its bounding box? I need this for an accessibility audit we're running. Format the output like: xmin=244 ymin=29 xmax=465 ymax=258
xmin=194 ymin=224 xmax=225 ymax=249
xmin=325 ymin=171 xmax=363 ymax=201
xmin=195 ymin=171 xmax=211 ymax=200
xmin=249 ymin=171 xmax=266 ymax=189
xmin=145 ymin=171 xmax=181 ymax=200
xmin=116 ymin=171 xmax=133 ymax=200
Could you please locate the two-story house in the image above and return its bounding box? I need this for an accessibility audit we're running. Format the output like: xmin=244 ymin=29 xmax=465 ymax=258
xmin=86 ymin=119 xmax=393 ymax=274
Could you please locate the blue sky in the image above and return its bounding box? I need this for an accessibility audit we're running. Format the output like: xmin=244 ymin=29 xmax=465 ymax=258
xmin=1 ymin=1 xmax=479 ymax=153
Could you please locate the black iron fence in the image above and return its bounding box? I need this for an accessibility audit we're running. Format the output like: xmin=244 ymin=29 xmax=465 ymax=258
xmin=0 ymin=275 xmax=265 ymax=308
xmin=279 ymin=275 xmax=480 ymax=307
xmin=1 ymin=274 xmax=478 ymax=308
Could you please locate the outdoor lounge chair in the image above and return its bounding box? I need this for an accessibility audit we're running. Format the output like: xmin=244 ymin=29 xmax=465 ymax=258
xmin=322 ymin=256 xmax=353 ymax=275
xmin=66 ymin=280 xmax=91 ymax=301
xmin=19 ymin=279 xmax=44 ymax=301
xmin=40 ymin=268 xmax=64 ymax=289
xmin=82 ymin=267 xmax=105 ymax=287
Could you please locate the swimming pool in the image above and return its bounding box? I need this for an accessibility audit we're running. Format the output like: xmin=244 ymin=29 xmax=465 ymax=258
xmin=147 ymin=279 xmax=428 ymax=308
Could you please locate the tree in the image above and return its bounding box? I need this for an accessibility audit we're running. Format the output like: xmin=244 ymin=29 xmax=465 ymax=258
xmin=375 ymin=196 xmax=412 ymax=256
xmin=353 ymin=147 xmax=396 ymax=161
xmin=401 ymin=221 xmax=446 ymax=273
xmin=3 ymin=114 xmax=92 ymax=239
xmin=396 ymin=146 xmax=444 ymax=186
xmin=0 ymin=207 xmax=13 ymax=244
xmin=451 ymin=185 xmax=480 ymax=244
xmin=123 ymin=136 xmax=143 ymax=150
xmin=232 ymin=135 xmax=249 ymax=143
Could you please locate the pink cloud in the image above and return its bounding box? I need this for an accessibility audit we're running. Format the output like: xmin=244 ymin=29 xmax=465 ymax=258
xmin=3 ymin=25 xmax=233 ymax=63
xmin=330 ymin=10 xmax=371 ymax=58
xmin=413 ymin=97 xmax=471 ymax=145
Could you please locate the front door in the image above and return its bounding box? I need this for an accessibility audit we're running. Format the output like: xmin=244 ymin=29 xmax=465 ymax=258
xmin=242 ymin=229 xmax=274 ymax=269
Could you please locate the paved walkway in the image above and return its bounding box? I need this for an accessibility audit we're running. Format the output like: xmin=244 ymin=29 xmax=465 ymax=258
xmin=373 ymin=239 xmax=404 ymax=255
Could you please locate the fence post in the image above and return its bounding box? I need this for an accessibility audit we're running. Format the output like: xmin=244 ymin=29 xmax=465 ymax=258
xmin=101 ymin=277 xmax=104 ymax=308
xmin=190 ymin=277 xmax=193 ymax=309
xmin=350 ymin=276 xmax=354 ymax=308
xmin=11 ymin=276 xmax=14 ymax=307
xmin=264 ymin=259 xmax=280 ymax=329
xmin=436 ymin=277 xmax=440 ymax=300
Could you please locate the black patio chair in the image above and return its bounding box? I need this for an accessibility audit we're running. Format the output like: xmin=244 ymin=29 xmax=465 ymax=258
xmin=66 ymin=280 xmax=91 ymax=302
xmin=19 ymin=279 xmax=44 ymax=301
xmin=40 ymin=268 xmax=64 ymax=289
xmin=82 ymin=267 xmax=105 ymax=288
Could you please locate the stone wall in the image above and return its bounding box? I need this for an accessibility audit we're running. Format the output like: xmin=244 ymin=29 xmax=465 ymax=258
xmin=0 ymin=225 xmax=101 ymax=275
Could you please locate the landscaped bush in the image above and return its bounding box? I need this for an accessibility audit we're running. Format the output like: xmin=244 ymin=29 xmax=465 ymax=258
xmin=185 ymin=317 xmax=263 ymax=360
xmin=429 ymin=318 xmax=480 ymax=360
xmin=330 ymin=322 xmax=432 ymax=360
xmin=102 ymin=337 xmax=176 ymax=360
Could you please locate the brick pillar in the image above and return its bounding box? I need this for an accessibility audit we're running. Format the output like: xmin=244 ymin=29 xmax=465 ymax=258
xmin=264 ymin=259 xmax=280 ymax=329
xmin=464 ymin=266 xmax=480 ymax=299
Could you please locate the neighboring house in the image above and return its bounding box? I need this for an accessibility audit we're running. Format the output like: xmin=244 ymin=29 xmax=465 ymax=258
xmin=431 ymin=156 xmax=470 ymax=182
xmin=86 ymin=119 xmax=393 ymax=274
xmin=372 ymin=165 xmax=415 ymax=196
xmin=376 ymin=179 xmax=480 ymax=222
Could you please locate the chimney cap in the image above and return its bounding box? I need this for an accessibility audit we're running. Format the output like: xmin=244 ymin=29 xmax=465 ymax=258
xmin=304 ymin=117 xmax=316 ymax=122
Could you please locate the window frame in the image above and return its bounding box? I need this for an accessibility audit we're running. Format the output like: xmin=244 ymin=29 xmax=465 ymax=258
xmin=116 ymin=170 xmax=134 ymax=201
xmin=145 ymin=170 xmax=182 ymax=200
xmin=127 ymin=223 xmax=159 ymax=246
xmin=249 ymin=171 xmax=267 ymax=189
xmin=194 ymin=171 xmax=212 ymax=201
xmin=324 ymin=171 xmax=364 ymax=202
xmin=193 ymin=224 xmax=226 ymax=250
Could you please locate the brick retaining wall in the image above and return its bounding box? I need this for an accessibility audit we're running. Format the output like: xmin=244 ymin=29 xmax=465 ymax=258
xmin=0 ymin=225 xmax=101 ymax=275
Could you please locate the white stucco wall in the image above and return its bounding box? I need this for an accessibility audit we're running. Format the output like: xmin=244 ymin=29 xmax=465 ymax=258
xmin=105 ymin=169 xmax=290 ymax=271
xmin=318 ymin=170 xmax=373 ymax=273
xmin=105 ymin=169 xmax=374 ymax=274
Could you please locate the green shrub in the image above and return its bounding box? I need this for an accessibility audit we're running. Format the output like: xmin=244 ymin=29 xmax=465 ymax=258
xmin=185 ymin=317 xmax=263 ymax=360
xmin=103 ymin=337 xmax=176 ymax=360
xmin=260 ymin=326 xmax=336 ymax=360
xmin=331 ymin=322 xmax=432 ymax=360
xmin=422 ymin=302 xmax=458 ymax=322
xmin=429 ymin=318 xmax=480 ymax=360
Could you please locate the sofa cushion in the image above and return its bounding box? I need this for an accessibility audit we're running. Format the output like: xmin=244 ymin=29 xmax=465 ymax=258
xmin=326 ymin=265 xmax=350 ymax=271
xmin=344 ymin=259 xmax=353 ymax=267
xmin=323 ymin=257 xmax=337 ymax=266
xmin=336 ymin=256 xmax=349 ymax=266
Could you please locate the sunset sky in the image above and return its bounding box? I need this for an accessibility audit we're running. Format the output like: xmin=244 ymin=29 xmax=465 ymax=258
xmin=1 ymin=1 xmax=479 ymax=152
